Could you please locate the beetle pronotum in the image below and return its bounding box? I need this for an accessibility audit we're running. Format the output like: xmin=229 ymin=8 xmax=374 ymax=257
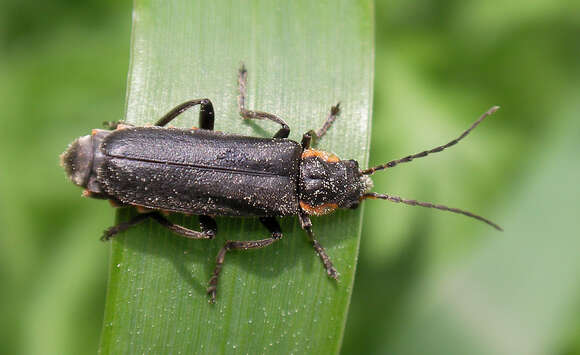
xmin=61 ymin=66 xmax=501 ymax=302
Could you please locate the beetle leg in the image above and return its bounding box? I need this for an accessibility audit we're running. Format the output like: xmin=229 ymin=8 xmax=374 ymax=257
xmin=154 ymin=99 xmax=215 ymax=130
xmin=101 ymin=212 xmax=216 ymax=241
xmin=207 ymin=216 xmax=283 ymax=303
xmin=301 ymin=132 xmax=312 ymax=149
xmin=298 ymin=213 xmax=339 ymax=280
xmin=303 ymin=103 xmax=341 ymax=146
xmin=198 ymin=215 xmax=218 ymax=239
xmin=101 ymin=212 xmax=152 ymax=241
xmin=198 ymin=101 xmax=215 ymax=130
xmin=237 ymin=65 xmax=290 ymax=139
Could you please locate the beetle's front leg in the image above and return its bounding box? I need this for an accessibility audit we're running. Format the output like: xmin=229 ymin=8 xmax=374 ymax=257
xmin=301 ymin=132 xmax=313 ymax=150
xmin=302 ymin=103 xmax=341 ymax=148
xmin=298 ymin=213 xmax=339 ymax=280
xmin=102 ymin=211 xmax=217 ymax=241
xmin=207 ymin=217 xmax=283 ymax=303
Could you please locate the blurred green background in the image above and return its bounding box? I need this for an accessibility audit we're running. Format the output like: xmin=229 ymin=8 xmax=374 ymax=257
xmin=1 ymin=0 xmax=579 ymax=354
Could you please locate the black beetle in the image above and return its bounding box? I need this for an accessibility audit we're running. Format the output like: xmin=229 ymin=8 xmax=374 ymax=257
xmin=61 ymin=66 xmax=502 ymax=302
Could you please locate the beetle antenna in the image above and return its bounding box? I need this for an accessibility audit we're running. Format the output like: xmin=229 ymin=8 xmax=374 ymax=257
xmin=362 ymin=106 xmax=500 ymax=175
xmin=363 ymin=192 xmax=502 ymax=231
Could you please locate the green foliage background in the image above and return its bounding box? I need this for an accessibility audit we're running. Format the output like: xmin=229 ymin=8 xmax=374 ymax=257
xmin=1 ymin=0 xmax=579 ymax=354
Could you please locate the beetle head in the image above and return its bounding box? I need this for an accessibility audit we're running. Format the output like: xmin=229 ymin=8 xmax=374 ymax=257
xmin=61 ymin=134 xmax=93 ymax=188
xmin=298 ymin=150 xmax=372 ymax=215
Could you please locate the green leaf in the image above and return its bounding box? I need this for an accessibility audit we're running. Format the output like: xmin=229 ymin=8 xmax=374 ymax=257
xmin=99 ymin=1 xmax=374 ymax=354
xmin=380 ymin=107 xmax=580 ymax=355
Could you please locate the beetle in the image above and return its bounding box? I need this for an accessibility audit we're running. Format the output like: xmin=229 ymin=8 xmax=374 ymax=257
xmin=61 ymin=66 xmax=502 ymax=303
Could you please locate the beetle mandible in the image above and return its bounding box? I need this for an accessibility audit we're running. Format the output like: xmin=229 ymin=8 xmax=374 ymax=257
xmin=61 ymin=66 xmax=502 ymax=303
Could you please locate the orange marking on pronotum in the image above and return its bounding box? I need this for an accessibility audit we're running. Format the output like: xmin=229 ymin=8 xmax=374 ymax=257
xmin=301 ymin=149 xmax=340 ymax=163
xmin=299 ymin=201 xmax=338 ymax=216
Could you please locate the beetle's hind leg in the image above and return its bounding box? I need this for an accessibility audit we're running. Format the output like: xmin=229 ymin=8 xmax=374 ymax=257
xmin=101 ymin=211 xmax=217 ymax=241
xmin=207 ymin=217 xmax=283 ymax=303
xmin=237 ymin=65 xmax=290 ymax=139
xmin=301 ymin=103 xmax=341 ymax=149
xmin=155 ymin=99 xmax=215 ymax=130
xmin=298 ymin=213 xmax=339 ymax=279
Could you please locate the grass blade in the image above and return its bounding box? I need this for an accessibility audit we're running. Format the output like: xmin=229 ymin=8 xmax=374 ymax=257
xmin=99 ymin=0 xmax=374 ymax=354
